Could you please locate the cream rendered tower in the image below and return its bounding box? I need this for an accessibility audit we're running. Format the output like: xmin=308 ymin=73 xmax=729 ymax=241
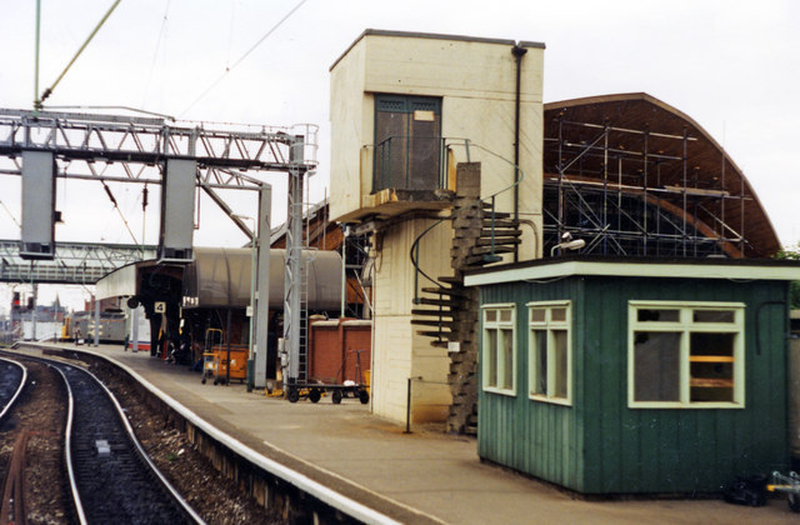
xmin=330 ymin=30 xmax=544 ymax=425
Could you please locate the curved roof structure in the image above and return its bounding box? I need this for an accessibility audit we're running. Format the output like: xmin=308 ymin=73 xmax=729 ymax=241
xmin=542 ymin=92 xmax=780 ymax=258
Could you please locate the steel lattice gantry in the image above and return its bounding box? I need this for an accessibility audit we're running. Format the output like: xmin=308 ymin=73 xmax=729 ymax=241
xmin=0 ymin=107 xmax=318 ymax=390
xmin=0 ymin=108 xmax=317 ymax=243
xmin=0 ymin=238 xmax=156 ymax=285
xmin=0 ymin=108 xmax=312 ymax=182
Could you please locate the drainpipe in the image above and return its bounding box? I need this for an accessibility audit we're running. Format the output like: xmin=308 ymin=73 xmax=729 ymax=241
xmin=512 ymin=44 xmax=527 ymax=263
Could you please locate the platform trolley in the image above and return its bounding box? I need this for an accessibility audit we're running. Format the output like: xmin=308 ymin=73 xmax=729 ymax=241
xmin=200 ymin=328 xmax=223 ymax=384
xmin=768 ymin=471 xmax=800 ymax=513
xmin=200 ymin=352 xmax=217 ymax=384
xmin=284 ymin=349 xmax=370 ymax=404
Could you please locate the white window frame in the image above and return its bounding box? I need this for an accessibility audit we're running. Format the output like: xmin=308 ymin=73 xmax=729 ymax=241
xmin=481 ymin=303 xmax=517 ymax=396
xmin=628 ymin=300 xmax=745 ymax=409
xmin=527 ymin=301 xmax=572 ymax=406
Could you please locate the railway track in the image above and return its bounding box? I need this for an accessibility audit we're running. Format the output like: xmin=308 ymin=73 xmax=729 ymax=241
xmin=0 ymin=358 xmax=31 ymax=525
xmin=0 ymin=352 xmax=204 ymax=524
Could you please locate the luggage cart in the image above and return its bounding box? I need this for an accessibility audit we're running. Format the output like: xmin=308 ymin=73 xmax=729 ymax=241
xmin=768 ymin=471 xmax=800 ymax=513
xmin=200 ymin=352 xmax=217 ymax=384
xmin=200 ymin=328 xmax=222 ymax=385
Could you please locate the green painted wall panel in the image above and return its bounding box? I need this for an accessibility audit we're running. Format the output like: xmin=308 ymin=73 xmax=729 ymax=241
xmin=478 ymin=279 xmax=584 ymax=490
xmin=478 ymin=274 xmax=790 ymax=494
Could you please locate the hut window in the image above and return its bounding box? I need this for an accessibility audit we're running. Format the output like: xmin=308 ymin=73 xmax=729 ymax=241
xmin=628 ymin=301 xmax=745 ymax=409
xmin=482 ymin=304 xmax=517 ymax=396
xmin=527 ymin=301 xmax=572 ymax=405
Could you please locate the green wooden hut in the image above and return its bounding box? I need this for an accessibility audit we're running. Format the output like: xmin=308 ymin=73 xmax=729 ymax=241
xmin=465 ymin=257 xmax=800 ymax=494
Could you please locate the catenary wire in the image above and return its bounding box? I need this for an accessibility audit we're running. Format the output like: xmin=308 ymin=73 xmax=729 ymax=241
xmin=179 ymin=0 xmax=308 ymax=117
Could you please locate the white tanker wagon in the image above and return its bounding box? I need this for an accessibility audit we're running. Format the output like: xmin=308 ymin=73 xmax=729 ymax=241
xmin=182 ymin=247 xmax=342 ymax=311
xmin=98 ymin=247 xmax=344 ymax=368
xmin=179 ymin=247 xmax=345 ymax=382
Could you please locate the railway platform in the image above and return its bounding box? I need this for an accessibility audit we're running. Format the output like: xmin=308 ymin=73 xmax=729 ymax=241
xmin=19 ymin=343 xmax=796 ymax=524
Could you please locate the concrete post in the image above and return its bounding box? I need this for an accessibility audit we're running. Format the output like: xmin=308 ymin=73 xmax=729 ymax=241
xmin=132 ymin=306 xmax=139 ymax=352
xmin=31 ymin=283 xmax=37 ymax=341
xmin=93 ymin=293 xmax=100 ymax=347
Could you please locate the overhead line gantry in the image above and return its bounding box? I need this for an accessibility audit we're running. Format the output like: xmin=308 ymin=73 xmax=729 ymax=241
xmin=0 ymin=107 xmax=318 ymax=390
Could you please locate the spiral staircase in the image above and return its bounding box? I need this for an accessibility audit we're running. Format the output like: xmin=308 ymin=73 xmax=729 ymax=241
xmin=410 ymin=164 xmax=522 ymax=434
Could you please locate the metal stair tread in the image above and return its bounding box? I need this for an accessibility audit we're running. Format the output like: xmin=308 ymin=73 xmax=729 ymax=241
xmin=478 ymin=228 xmax=522 ymax=236
xmin=410 ymin=319 xmax=460 ymax=327
xmin=468 ymin=245 xmax=516 ymax=256
xmin=475 ymin=236 xmax=522 ymax=246
xmin=480 ymin=219 xmax=519 ymax=227
xmin=411 ymin=308 xmax=455 ymax=318
xmin=417 ymin=297 xmax=463 ymax=308
xmin=415 ymin=330 xmax=452 ymax=338
xmin=420 ymin=286 xmax=468 ymax=298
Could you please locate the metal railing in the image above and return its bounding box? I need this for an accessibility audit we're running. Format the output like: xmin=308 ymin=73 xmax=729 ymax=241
xmin=372 ymin=135 xmax=448 ymax=193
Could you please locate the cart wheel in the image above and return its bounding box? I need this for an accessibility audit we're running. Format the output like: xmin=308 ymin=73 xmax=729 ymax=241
xmin=358 ymin=389 xmax=370 ymax=404
xmin=332 ymin=390 xmax=343 ymax=404
xmin=287 ymin=387 xmax=300 ymax=403
xmin=201 ymin=378 xmax=206 ymax=385
xmin=789 ymin=493 xmax=800 ymax=513
xmin=213 ymin=378 xmax=218 ymax=385
xmin=309 ymin=389 xmax=321 ymax=403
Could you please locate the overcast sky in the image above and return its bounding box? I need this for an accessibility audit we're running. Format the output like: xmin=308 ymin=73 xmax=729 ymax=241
xmin=1 ymin=0 xmax=798 ymax=312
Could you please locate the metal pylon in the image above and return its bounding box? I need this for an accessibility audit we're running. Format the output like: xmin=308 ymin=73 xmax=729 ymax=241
xmin=282 ymin=134 xmax=308 ymax=390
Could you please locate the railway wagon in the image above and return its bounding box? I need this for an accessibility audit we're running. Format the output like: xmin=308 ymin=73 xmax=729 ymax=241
xmin=62 ymin=311 xmax=127 ymax=343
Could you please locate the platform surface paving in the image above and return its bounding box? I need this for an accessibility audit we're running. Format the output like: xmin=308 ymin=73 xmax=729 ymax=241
xmin=23 ymin=343 xmax=797 ymax=524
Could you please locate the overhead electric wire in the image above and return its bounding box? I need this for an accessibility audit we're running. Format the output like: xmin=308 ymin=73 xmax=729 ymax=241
xmin=39 ymin=0 xmax=123 ymax=106
xmin=226 ymin=0 xmax=236 ymax=70
xmin=142 ymin=0 xmax=172 ymax=110
xmin=100 ymin=180 xmax=140 ymax=248
xmin=46 ymin=105 xmax=175 ymax=121
xmin=0 ymin=199 xmax=20 ymax=229
xmin=179 ymin=0 xmax=308 ymax=117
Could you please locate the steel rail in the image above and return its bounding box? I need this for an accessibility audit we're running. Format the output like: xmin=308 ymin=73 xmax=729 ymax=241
xmin=11 ymin=345 xmax=419 ymax=524
xmin=87 ymin=363 xmax=206 ymax=524
xmin=55 ymin=364 xmax=87 ymax=525
xmin=0 ymin=430 xmax=30 ymax=525
xmin=75 ymin=346 xmax=409 ymax=525
xmin=0 ymin=358 xmax=27 ymax=422
xmin=34 ymin=356 xmax=204 ymax=525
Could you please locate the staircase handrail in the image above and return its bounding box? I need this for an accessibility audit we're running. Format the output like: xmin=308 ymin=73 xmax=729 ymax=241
xmin=409 ymin=139 xmax=528 ymax=303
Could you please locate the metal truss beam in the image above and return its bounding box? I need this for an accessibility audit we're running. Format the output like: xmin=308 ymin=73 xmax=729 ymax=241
xmin=0 ymin=239 xmax=156 ymax=284
xmin=0 ymin=108 xmax=316 ymax=188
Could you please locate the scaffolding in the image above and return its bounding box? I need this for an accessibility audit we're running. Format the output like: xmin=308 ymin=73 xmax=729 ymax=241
xmin=541 ymin=94 xmax=778 ymax=259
